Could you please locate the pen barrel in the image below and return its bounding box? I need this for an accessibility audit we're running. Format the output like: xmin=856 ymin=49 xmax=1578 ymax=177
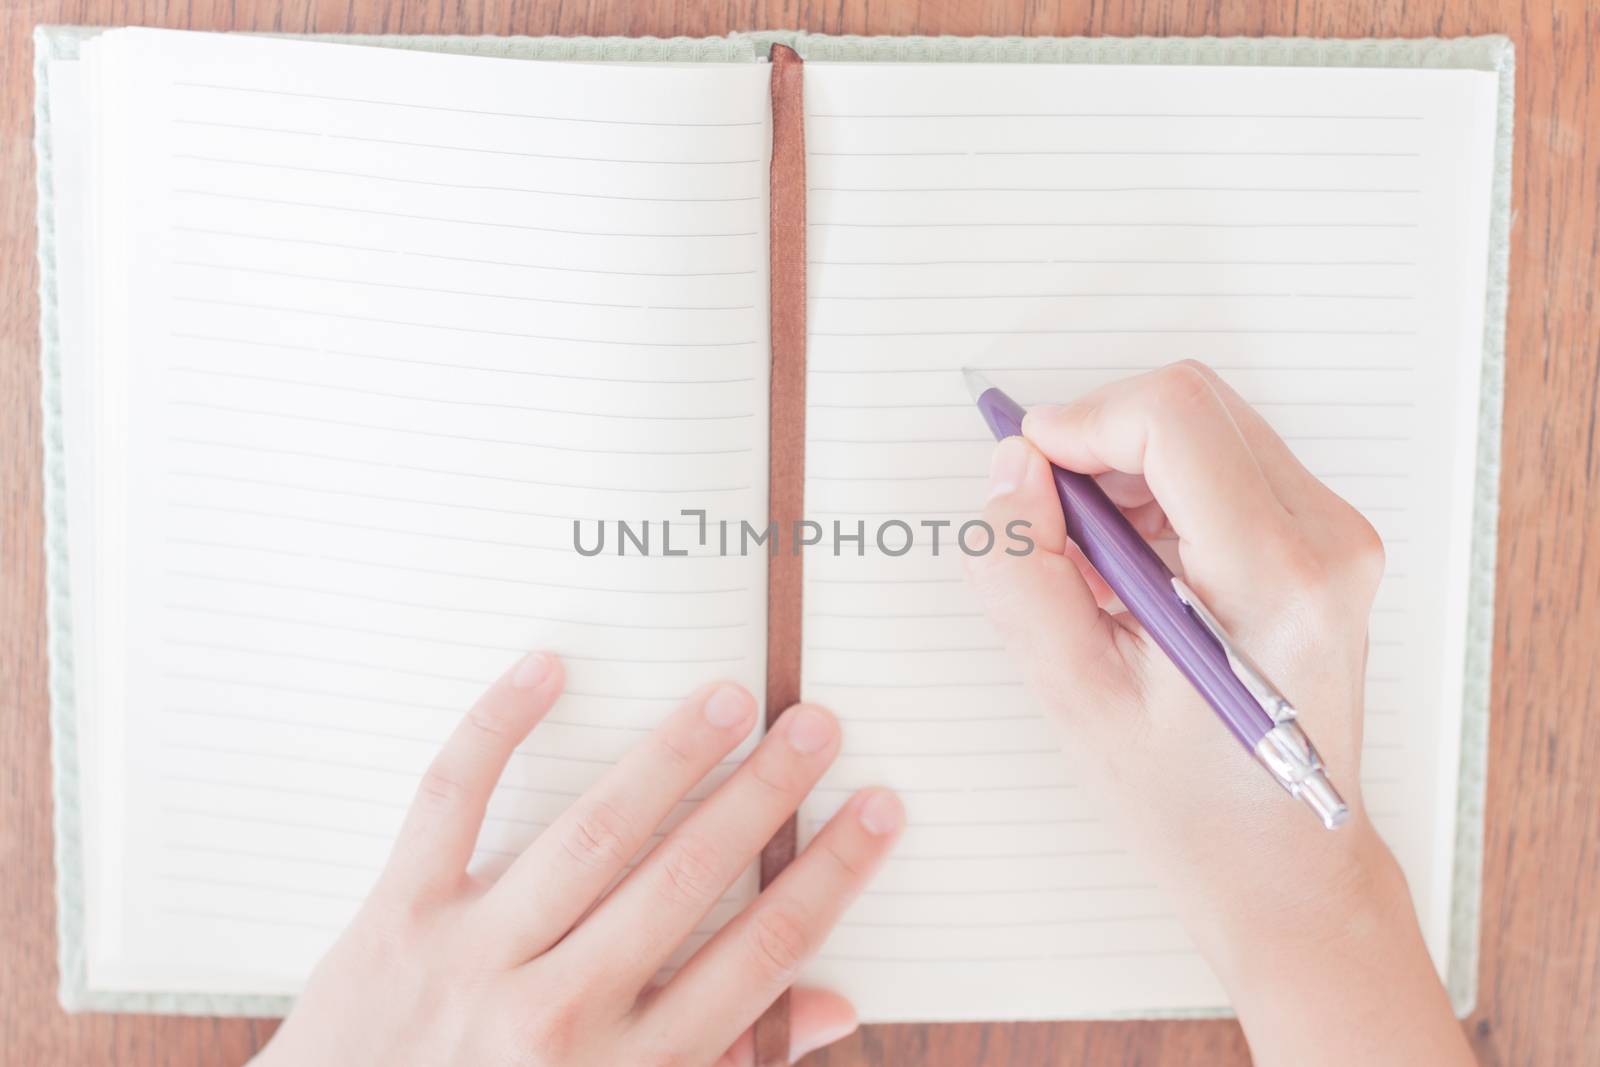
xmin=1048 ymin=466 xmax=1275 ymax=748
xmin=972 ymin=385 xmax=1275 ymax=749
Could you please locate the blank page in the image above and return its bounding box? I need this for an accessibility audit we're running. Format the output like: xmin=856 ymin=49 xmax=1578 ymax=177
xmin=799 ymin=62 xmax=1497 ymax=1021
xmin=68 ymin=29 xmax=772 ymax=995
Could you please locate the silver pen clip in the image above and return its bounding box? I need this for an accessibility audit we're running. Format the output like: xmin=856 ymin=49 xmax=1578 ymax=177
xmin=1172 ymin=578 xmax=1350 ymax=830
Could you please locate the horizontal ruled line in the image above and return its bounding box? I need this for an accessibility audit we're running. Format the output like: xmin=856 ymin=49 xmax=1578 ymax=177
xmin=807 ymin=434 xmax=1407 ymax=445
xmin=163 ymin=841 xmax=381 ymax=873
xmin=175 ymin=190 xmax=759 ymax=238
xmin=805 ymin=610 xmax=984 ymax=621
xmin=177 ymin=332 xmax=758 ymax=381
xmin=167 ymin=434 xmax=751 ymax=489
xmin=175 ymin=265 xmax=756 ymax=312
xmin=171 ymin=472 xmax=736 ymax=516
xmin=167 ymin=748 xmax=617 ymax=796
xmin=818 ymin=815 xmax=1085 ymax=829
xmin=808 ymin=291 xmax=1410 ymax=302
xmin=159 ymin=908 xmax=341 ymax=932
xmin=176 ymin=154 xmax=760 ymax=203
xmin=808 ymin=470 xmax=1404 ymax=482
xmin=169 ymin=401 xmax=753 ymax=456
xmin=810 ymin=329 xmax=1413 ymax=339
xmin=810 ymin=185 xmax=1420 ymax=195
xmin=808 ymin=111 xmax=1421 ymax=120
xmin=809 ymin=784 xmax=1074 ymax=796
xmin=860 ymin=882 xmax=1154 ymax=898
xmin=808 ymin=363 xmax=1412 ymax=374
xmin=174 ymin=120 xmax=761 ymax=165
xmin=171 ymin=366 xmax=754 ymax=422
xmin=829 ymin=714 xmax=1040 ymax=724
xmin=167 ymin=665 xmax=684 ymax=729
xmin=810 ymin=149 xmax=1421 ymax=158
xmin=808 ymin=576 xmax=965 ymax=585
xmin=170 ymin=297 xmax=756 ymax=347
xmin=809 ymin=258 xmax=1416 ymax=267
xmin=164 ymin=805 xmax=394 ymax=840
xmin=891 ymin=848 xmax=1119 ymax=861
xmin=167 ymin=742 xmax=424 ymax=780
xmin=164 ymin=579 xmax=747 ymax=629
xmin=809 ymin=220 xmax=1418 ymax=230
xmin=157 ymin=872 xmax=364 ymax=902
xmin=163 ymin=642 xmax=681 ymax=692
xmin=818 ymin=948 xmax=1199 ymax=964
xmin=810 ymin=473 xmax=987 ymax=482
xmin=175 ymin=227 xmax=759 ymax=277
xmin=838 ymin=914 xmax=1173 ymax=930
xmin=164 ymin=707 xmax=692 ymax=766
xmin=170 ymin=499 xmax=573 ymax=549
xmin=838 ymin=748 xmax=1055 ymax=758
xmin=808 ymin=397 xmax=1416 ymax=408
xmin=805 ymin=681 xmax=1027 ymax=690
xmin=809 ymin=644 xmax=1003 ymax=654
xmin=164 ymin=773 xmax=406 ymax=810
xmin=176 ymin=83 xmax=765 ymax=127
xmin=160 ymin=605 xmax=744 ymax=664
xmin=172 ymin=468 xmax=579 ymax=521
xmin=167 ymin=539 xmax=746 ymax=595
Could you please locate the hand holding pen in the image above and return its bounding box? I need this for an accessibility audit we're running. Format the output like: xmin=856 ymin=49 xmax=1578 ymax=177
xmin=965 ymin=361 xmax=1475 ymax=1067
xmin=967 ymin=368 xmax=1348 ymax=828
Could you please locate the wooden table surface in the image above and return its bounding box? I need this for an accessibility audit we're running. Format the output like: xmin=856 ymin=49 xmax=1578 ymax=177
xmin=3 ymin=1 xmax=1597 ymax=1064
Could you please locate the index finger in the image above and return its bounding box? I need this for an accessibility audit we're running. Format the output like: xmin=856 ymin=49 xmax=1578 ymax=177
xmin=380 ymin=651 xmax=565 ymax=900
xmin=1021 ymin=360 xmax=1296 ymax=590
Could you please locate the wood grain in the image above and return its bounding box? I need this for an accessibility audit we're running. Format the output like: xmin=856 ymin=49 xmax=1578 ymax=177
xmin=3 ymin=2 xmax=1597 ymax=1065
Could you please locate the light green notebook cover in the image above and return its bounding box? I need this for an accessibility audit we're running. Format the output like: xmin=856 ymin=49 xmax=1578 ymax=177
xmin=34 ymin=26 xmax=1513 ymax=1019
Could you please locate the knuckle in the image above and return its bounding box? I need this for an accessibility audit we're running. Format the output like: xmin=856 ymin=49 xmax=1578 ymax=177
xmin=414 ymin=767 xmax=467 ymax=811
xmin=510 ymin=996 xmax=585 ymax=1061
xmin=358 ymin=893 xmax=427 ymax=954
xmin=632 ymin=1052 xmax=689 ymax=1067
xmin=1150 ymin=360 xmax=1220 ymax=413
xmin=1340 ymin=512 xmax=1388 ymax=587
xmin=658 ymin=835 xmax=722 ymax=907
xmin=560 ymin=800 xmax=635 ymax=870
xmin=1275 ymin=539 xmax=1331 ymax=593
xmin=748 ymin=907 xmax=812 ymax=983
xmin=1171 ymin=357 xmax=1220 ymax=382
xmin=655 ymin=726 xmax=698 ymax=769
xmin=465 ymin=701 xmax=516 ymax=742
xmin=749 ymin=749 xmax=804 ymax=796
xmin=819 ymin=837 xmax=868 ymax=880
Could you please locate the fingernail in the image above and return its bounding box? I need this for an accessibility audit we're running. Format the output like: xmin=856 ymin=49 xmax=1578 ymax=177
xmin=703 ymin=685 xmax=754 ymax=729
xmin=793 ymin=1016 xmax=860 ymax=1058
xmin=988 ymin=435 xmax=1031 ymax=500
xmin=784 ymin=706 xmax=835 ymax=754
xmin=512 ymin=651 xmax=553 ymax=689
xmin=1025 ymin=403 xmax=1063 ymax=425
xmin=858 ymin=790 xmax=906 ymax=836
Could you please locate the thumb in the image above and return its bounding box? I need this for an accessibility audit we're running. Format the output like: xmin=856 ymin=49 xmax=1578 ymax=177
xmin=965 ymin=435 xmax=1132 ymax=714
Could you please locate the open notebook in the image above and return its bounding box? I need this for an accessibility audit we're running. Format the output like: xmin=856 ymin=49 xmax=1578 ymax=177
xmin=36 ymin=27 xmax=1510 ymax=1023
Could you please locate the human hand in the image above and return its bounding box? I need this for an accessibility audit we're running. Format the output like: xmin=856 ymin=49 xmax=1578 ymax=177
xmin=966 ymin=361 xmax=1474 ymax=1066
xmin=251 ymin=656 xmax=903 ymax=1067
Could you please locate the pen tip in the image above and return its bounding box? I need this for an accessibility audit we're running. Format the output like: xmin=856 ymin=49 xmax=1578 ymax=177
xmin=962 ymin=367 xmax=995 ymax=402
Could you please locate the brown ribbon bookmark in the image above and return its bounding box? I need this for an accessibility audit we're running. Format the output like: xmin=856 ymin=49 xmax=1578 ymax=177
xmin=754 ymin=41 xmax=806 ymax=1067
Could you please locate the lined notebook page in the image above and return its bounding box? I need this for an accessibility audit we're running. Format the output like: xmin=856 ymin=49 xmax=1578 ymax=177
xmin=75 ymin=30 xmax=772 ymax=993
xmin=799 ymin=62 xmax=1497 ymax=1020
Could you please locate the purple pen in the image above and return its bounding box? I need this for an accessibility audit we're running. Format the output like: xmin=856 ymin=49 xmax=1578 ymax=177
xmin=965 ymin=370 xmax=1349 ymax=830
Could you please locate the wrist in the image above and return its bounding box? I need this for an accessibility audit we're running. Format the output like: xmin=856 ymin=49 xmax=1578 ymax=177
xmin=1199 ymin=816 xmax=1413 ymax=990
xmin=1188 ymin=820 xmax=1473 ymax=1066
